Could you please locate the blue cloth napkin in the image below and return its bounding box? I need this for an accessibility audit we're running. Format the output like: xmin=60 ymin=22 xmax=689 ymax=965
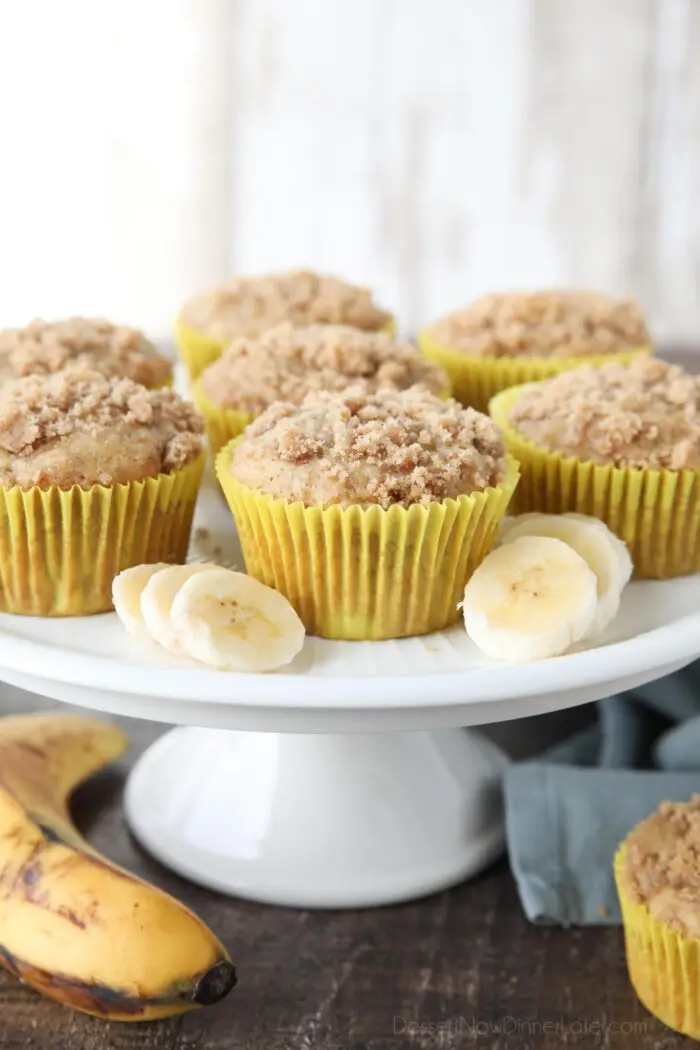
xmin=504 ymin=661 xmax=700 ymax=926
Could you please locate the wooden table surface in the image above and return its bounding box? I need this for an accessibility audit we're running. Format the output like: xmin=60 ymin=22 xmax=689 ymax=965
xmin=0 ymin=687 xmax=689 ymax=1050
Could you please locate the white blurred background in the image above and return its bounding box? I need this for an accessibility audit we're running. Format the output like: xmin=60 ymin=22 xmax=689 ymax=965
xmin=0 ymin=0 xmax=698 ymax=343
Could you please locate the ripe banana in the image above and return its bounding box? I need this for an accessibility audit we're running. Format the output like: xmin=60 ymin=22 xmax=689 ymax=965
xmin=497 ymin=512 xmax=633 ymax=638
xmin=114 ymin=562 xmax=306 ymax=672
xmin=0 ymin=713 xmax=236 ymax=1021
xmin=463 ymin=534 xmax=598 ymax=661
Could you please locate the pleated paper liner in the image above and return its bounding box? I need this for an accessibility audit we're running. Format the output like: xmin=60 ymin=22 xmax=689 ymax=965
xmin=489 ymin=384 xmax=700 ymax=579
xmin=174 ymin=320 xmax=229 ymax=382
xmin=191 ymin=379 xmax=254 ymax=457
xmin=416 ymin=328 xmax=651 ymax=413
xmin=176 ymin=316 xmax=398 ymax=383
xmin=615 ymin=845 xmax=700 ymax=1039
xmin=0 ymin=455 xmax=205 ymax=616
xmin=216 ymin=443 xmax=518 ymax=640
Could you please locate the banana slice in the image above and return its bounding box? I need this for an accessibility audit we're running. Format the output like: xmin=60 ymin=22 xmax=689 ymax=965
xmin=171 ymin=569 xmax=305 ymax=673
xmin=463 ymin=535 xmax=598 ymax=662
xmin=498 ymin=512 xmax=632 ymax=638
xmin=141 ymin=563 xmax=215 ymax=655
xmin=562 ymin=513 xmax=633 ymax=589
xmin=112 ymin=563 xmax=170 ymax=637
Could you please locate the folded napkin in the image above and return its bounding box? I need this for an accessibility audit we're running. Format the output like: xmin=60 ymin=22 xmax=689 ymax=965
xmin=505 ymin=661 xmax=700 ymax=926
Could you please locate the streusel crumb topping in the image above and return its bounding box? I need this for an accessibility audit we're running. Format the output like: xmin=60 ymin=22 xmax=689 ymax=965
xmin=507 ymin=357 xmax=700 ymax=470
xmin=0 ymin=371 xmax=203 ymax=490
xmin=181 ymin=269 xmax=392 ymax=341
xmin=230 ymin=386 xmax=506 ymax=508
xmin=624 ymin=795 xmax=700 ymax=936
xmin=200 ymin=323 xmax=447 ymax=412
xmin=0 ymin=317 xmax=172 ymax=388
xmin=427 ymin=290 xmax=649 ymax=358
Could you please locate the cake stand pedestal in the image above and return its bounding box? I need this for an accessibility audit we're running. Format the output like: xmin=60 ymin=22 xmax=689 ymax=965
xmin=0 ymin=565 xmax=697 ymax=908
xmin=125 ymin=727 xmax=507 ymax=908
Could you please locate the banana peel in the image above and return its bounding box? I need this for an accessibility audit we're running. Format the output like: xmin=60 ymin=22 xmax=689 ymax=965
xmin=0 ymin=713 xmax=236 ymax=1021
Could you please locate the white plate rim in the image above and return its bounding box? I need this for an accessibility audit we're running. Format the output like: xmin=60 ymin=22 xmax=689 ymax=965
xmin=0 ymin=599 xmax=698 ymax=710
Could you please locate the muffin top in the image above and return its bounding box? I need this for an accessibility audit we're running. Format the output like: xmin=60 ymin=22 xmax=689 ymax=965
xmin=0 ymin=317 xmax=173 ymax=388
xmin=623 ymin=795 xmax=700 ymax=937
xmin=507 ymin=357 xmax=700 ymax=470
xmin=426 ymin=290 xmax=649 ymax=358
xmin=180 ymin=269 xmax=392 ymax=342
xmin=229 ymin=386 xmax=506 ymax=509
xmin=0 ymin=371 xmax=203 ymax=490
xmin=199 ymin=323 xmax=447 ymax=413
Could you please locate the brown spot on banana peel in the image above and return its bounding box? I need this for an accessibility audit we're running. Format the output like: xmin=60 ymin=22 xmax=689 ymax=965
xmin=0 ymin=945 xmax=237 ymax=1021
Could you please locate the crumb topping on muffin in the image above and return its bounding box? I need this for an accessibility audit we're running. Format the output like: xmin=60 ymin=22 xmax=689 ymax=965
xmin=427 ymin=290 xmax=649 ymax=358
xmin=199 ymin=323 xmax=447 ymax=412
xmin=181 ymin=269 xmax=392 ymax=341
xmin=0 ymin=371 xmax=203 ymax=489
xmin=507 ymin=357 xmax=700 ymax=470
xmin=229 ymin=386 xmax=506 ymax=508
xmin=624 ymin=795 xmax=700 ymax=936
xmin=0 ymin=317 xmax=173 ymax=388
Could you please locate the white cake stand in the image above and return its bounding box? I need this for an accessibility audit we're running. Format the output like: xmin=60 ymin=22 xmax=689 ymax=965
xmin=0 ymin=473 xmax=699 ymax=909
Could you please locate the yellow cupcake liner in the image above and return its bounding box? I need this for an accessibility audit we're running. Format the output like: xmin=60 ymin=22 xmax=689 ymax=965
xmin=174 ymin=319 xmax=228 ymax=382
xmin=416 ymin=328 xmax=651 ymax=413
xmin=0 ymin=455 xmax=205 ymax=616
xmin=489 ymin=384 xmax=700 ymax=579
xmin=615 ymin=844 xmax=700 ymax=1039
xmin=176 ymin=316 xmax=398 ymax=382
xmin=215 ymin=444 xmax=518 ymax=640
xmin=191 ymin=379 xmax=254 ymax=457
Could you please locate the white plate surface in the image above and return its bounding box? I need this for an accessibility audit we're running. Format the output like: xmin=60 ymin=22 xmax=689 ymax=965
xmin=0 ymin=467 xmax=699 ymax=711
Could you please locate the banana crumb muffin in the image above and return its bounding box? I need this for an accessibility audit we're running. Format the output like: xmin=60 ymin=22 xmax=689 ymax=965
xmin=229 ymin=386 xmax=506 ymax=509
xmin=199 ymin=323 xmax=447 ymax=413
xmin=427 ymin=290 xmax=649 ymax=358
xmin=0 ymin=370 xmax=203 ymax=490
xmin=0 ymin=317 xmax=172 ymax=388
xmin=622 ymin=795 xmax=700 ymax=937
xmin=507 ymin=357 xmax=700 ymax=470
xmin=180 ymin=269 xmax=392 ymax=343
xmin=616 ymin=796 xmax=700 ymax=1037
xmin=218 ymin=387 xmax=517 ymax=639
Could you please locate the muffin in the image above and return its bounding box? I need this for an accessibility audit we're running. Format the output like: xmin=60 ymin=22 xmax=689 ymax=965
xmin=418 ymin=290 xmax=651 ymax=412
xmin=0 ymin=317 xmax=173 ymax=389
xmin=176 ymin=268 xmax=394 ymax=380
xmin=215 ymin=386 xmax=518 ymax=640
xmin=615 ymin=795 xmax=700 ymax=1039
xmin=0 ymin=371 xmax=205 ymax=615
xmin=193 ymin=322 xmax=449 ymax=455
xmin=489 ymin=356 xmax=700 ymax=578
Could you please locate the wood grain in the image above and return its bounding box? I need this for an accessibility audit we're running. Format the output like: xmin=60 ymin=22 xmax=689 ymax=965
xmin=226 ymin=0 xmax=700 ymax=345
xmin=2 ymin=2 xmax=699 ymax=345
xmin=0 ymin=685 xmax=685 ymax=1050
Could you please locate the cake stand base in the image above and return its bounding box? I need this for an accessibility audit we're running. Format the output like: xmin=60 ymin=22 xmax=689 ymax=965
xmin=124 ymin=726 xmax=508 ymax=909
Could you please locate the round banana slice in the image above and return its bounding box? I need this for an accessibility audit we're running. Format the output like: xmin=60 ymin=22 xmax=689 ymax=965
xmin=463 ymin=535 xmax=598 ymax=662
xmin=497 ymin=512 xmax=632 ymax=638
xmin=170 ymin=569 xmax=306 ymax=673
xmin=141 ymin=563 xmax=215 ymax=654
xmin=562 ymin=513 xmax=633 ymax=589
xmin=112 ymin=563 xmax=170 ymax=637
